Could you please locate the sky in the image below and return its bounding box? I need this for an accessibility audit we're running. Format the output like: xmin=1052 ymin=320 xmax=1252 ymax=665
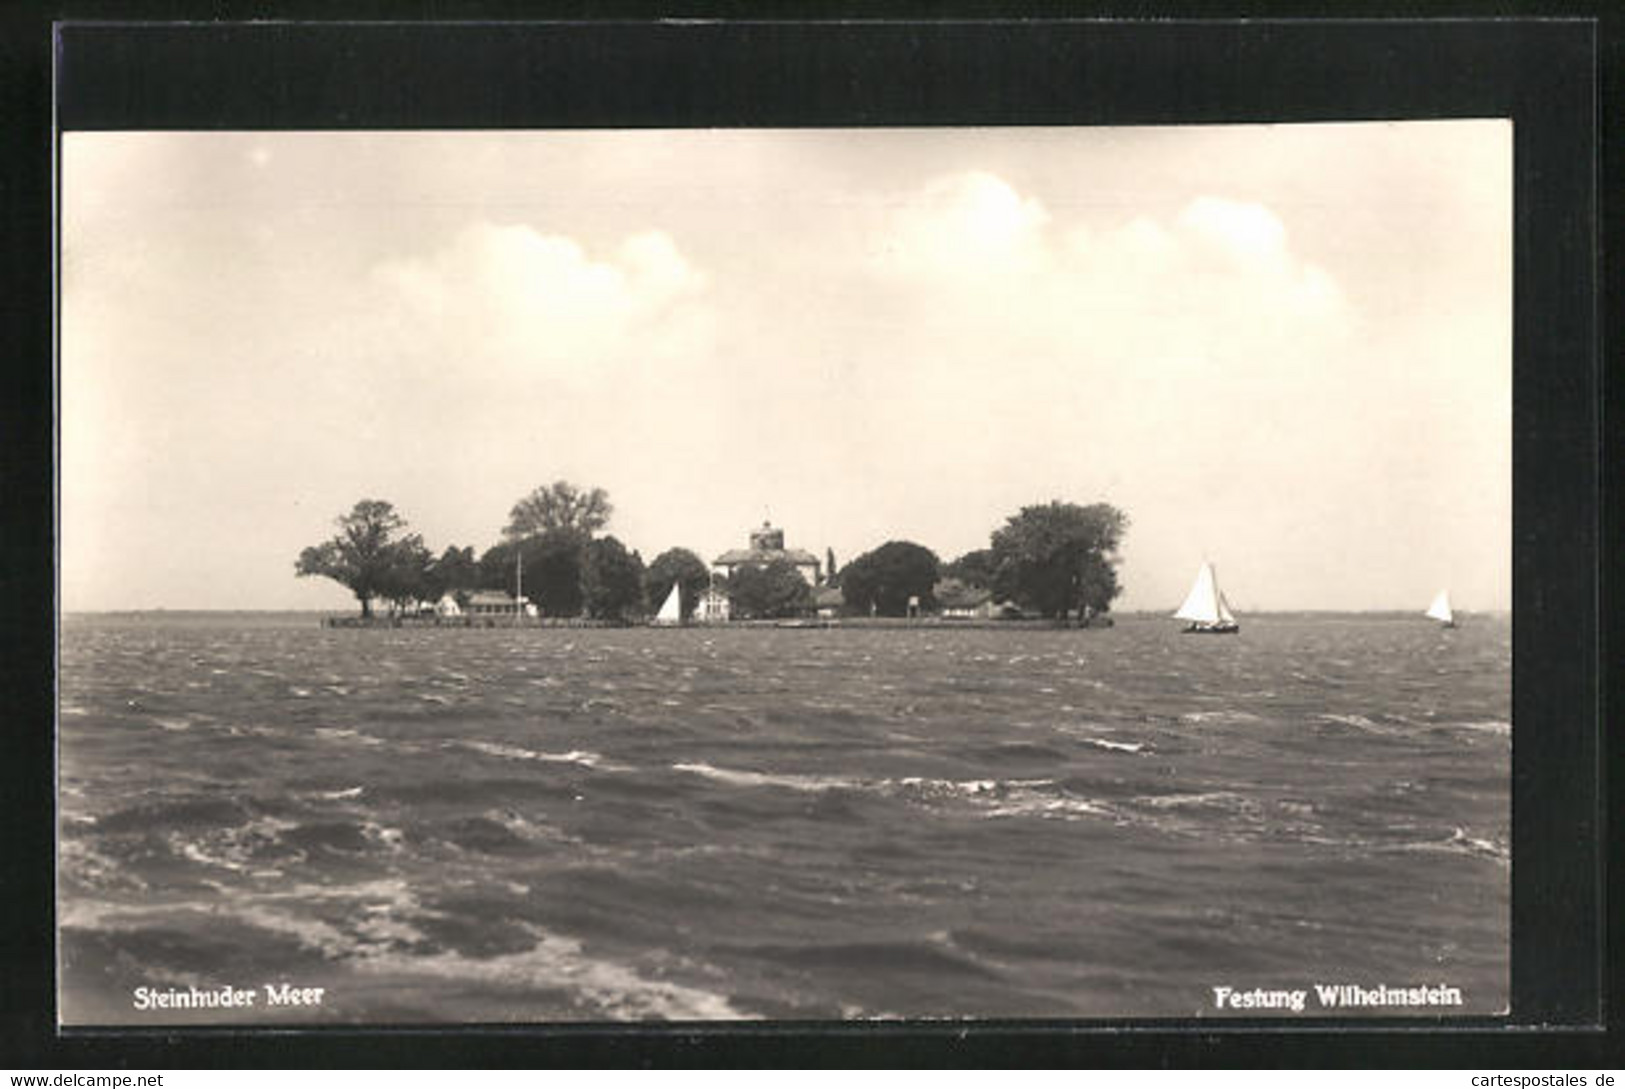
xmin=60 ymin=123 xmax=1511 ymax=613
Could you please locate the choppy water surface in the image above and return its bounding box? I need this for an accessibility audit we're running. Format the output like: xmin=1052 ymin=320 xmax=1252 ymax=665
xmin=58 ymin=613 xmax=1509 ymax=1023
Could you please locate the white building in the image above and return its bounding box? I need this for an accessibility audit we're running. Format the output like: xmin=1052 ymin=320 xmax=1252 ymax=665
xmin=464 ymin=590 xmax=537 ymax=618
xmin=695 ymin=585 xmax=732 ymax=623
xmin=711 ymin=522 xmax=822 ymax=585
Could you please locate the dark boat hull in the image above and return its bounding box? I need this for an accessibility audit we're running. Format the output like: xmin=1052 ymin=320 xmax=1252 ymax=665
xmin=1182 ymin=622 xmax=1239 ymax=634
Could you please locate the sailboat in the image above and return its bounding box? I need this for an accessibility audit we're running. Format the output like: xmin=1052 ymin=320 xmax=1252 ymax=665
xmin=1174 ymin=562 xmax=1239 ymax=634
xmin=651 ymin=581 xmax=683 ymax=626
xmin=1425 ymin=589 xmax=1457 ymax=628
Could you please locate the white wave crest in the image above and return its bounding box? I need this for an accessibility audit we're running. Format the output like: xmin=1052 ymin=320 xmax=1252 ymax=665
xmin=1080 ymin=737 xmax=1146 ymax=753
xmin=314 ymin=727 xmax=387 ymax=747
xmin=1178 ymin=710 xmax=1262 ymax=725
xmin=460 ymin=739 xmax=603 ymax=768
xmin=356 ymin=923 xmax=748 ymax=1021
xmin=672 ymin=761 xmax=859 ymax=793
xmin=1444 ymin=719 xmax=1511 ymax=737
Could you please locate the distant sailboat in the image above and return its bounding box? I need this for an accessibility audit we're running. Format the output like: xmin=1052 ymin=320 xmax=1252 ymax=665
xmin=1174 ymin=562 xmax=1240 ymax=634
xmin=1425 ymin=589 xmax=1456 ymax=628
xmin=652 ymin=581 xmax=683 ymax=626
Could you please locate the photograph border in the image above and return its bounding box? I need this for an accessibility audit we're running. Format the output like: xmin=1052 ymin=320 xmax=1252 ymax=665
xmin=7 ymin=10 xmax=1612 ymax=1067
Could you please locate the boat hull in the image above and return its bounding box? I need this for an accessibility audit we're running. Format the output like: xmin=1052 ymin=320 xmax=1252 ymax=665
xmin=1182 ymin=622 xmax=1239 ymax=634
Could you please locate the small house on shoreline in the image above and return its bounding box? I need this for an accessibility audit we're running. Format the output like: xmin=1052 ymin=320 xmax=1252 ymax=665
xmin=934 ymin=578 xmax=999 ymax=620
xmin=463 ymin=590 xmax=537 ymax=618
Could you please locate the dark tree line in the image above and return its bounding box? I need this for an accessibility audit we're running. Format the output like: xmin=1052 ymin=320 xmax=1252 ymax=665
xmin=298 ymin=487 xmax=1128 ymax=626
xmin=724 ymin=559 xmax=812 ymax=620
xmin=295 ymin=500 xmax=424 ymax=619
xmin=832 ymin=503 xmax=1126 ymax=623
xmin=988 ymin=501 xmax=1127 ymax=623
xmin=645 ymin=548 xmax=711 ymax=621
xmin=296 ymin=482 xmax=651 ymax=622
xmin=841 ymin=541 xmax=940 ymax=617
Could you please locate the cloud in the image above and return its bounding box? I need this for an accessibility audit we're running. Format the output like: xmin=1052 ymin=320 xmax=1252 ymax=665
xmin=833 ymin=172 xmax=1371 ymax=582
xmin=874 ymin=170 xmax=1051 ymax=281
xmin=365 ymin=221 xmax=710 ymax=392
xmin=870 ymin=173 xmax=1343 ymax=331
xmin=1177 ymin=195 xmax=1287 ymax=265
xmin=862 ymin=172 xmax=1349 ymax=398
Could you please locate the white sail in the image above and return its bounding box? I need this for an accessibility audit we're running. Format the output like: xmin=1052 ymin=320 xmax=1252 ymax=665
xmin=1174 ymin=563 xmax=1223 ymax=623
xmin=1216 ymin=591 xmax=1237 ymax=626
xmin=654 ymin=581 xmax=683 ymax=624
xmin=1425 ymin=589 xmax=1454 ymax=624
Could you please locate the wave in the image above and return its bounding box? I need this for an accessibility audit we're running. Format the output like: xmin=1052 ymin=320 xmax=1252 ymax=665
xmin=64 ymin=876 xmax=432 ymax=965
xmin=885 ymin=776 xmax=1120 ymax=824
xmin=967 ymin=741 xmax=1071 ymax=763
xmin=226 ymin=877 xmax=429 ymax=960
xmin=457 ymin=739 xmax=606 ymax=769
xmin=438 ymin=810 xmax=571 ymax=855
xmin=356 ymin=923 xmax=747 ymax=1020
xmin=150 ymin=715 xmax=195 ymax=732
xmin=979 ymin=792 xmax=1118 ymax=821
xmin=737 ymin=935 xmax=1002 ymax=981
xmin=1435 ymin=719 xmax=1511 ymax=738
xmin=165 ymin=813 xmax=302 ymax=875
xmin=475 ymin=808 xmax=566 ymax=845
xmin=670 ymin=762 xmax=1125 ymax=825
xmin=1178 ymin=711 xmax=1263 ymax=725
xmin=59 ymin=837 xmax=152 ymax=895
xmin=673 ymin=761 xmax=861 ymax=793
xmin=314 ymin=727 xmax=388 ymax=747
xmin=1319 ymin=713 xmax=1378 ymax=728
xmin=1385 ymin=826 xmax=1510 ymax=867
xmin=1136 ymin=790 xmax=1252 ymax=810
xmin=886 ymin=776 xmax=999 ymax=798
xmin=98 ymin=796 xmax=253 ymax=834
xmin=1446 ymin=826 xmax=1510 ymax=864
xmin=1080 ymin=737 xmax=1147 ymax=754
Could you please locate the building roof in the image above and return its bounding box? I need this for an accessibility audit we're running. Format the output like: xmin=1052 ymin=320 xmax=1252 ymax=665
xmin=714 ymin=547 xmax=821 ymax=567
xmin=466 ymin=589 xmax=521 ymax=606
xmin=813 ymin=585 xmax=845 ymax=607
xmin=934 ymin=579 xmax=993 ymax=609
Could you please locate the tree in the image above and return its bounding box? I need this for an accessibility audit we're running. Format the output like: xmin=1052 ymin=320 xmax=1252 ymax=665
xmin=374 ymin=535 xmax=435 ymax=616
xmin=989 ymin=501 xmax=1128 ymax=624
xmin=645 ymin=548 xmax=711 ymax=621
xmin=528 ymin=531 xmax=589 ymax=617
xmin=726 ymin=559 xmax=813 ymax=620
xmin=504 ymin=480 xmax=613 ymax=540
xmin=825 ymin=547 xmax=839 ymax=588
xmin=584 ymin=536 xmax=646 ymax=622
xmin=476 ymin=541 xmax=520 ymax=593
xmin=478 ymin=528 xmax=589 ymax=616
xmin=425 ymin=545 xmax=480 ymax=606
xmin=944 ymin=548 xmax=997 ymax=589
xmin=295 ymin=499 xmax=417 ymax=618
xmin=840 ymin=540 xmax=940 ymax=617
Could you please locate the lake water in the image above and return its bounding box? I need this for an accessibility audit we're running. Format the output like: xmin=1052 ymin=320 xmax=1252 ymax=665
xmin=57 ymin=612 xmax=1509 ymax=1023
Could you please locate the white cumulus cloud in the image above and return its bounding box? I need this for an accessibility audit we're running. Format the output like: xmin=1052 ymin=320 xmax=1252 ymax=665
xmin=368 ymin=221 xmax=709 ymax=382
xmin=1178 ymin=195 xmax=1288 ymax=264
xmin=874 ymin=170 xmax=1051 ymax=281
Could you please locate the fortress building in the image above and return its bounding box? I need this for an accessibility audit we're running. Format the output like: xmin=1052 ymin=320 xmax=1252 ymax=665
xmin=712 ymin=522 xmax=822 ymax=585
